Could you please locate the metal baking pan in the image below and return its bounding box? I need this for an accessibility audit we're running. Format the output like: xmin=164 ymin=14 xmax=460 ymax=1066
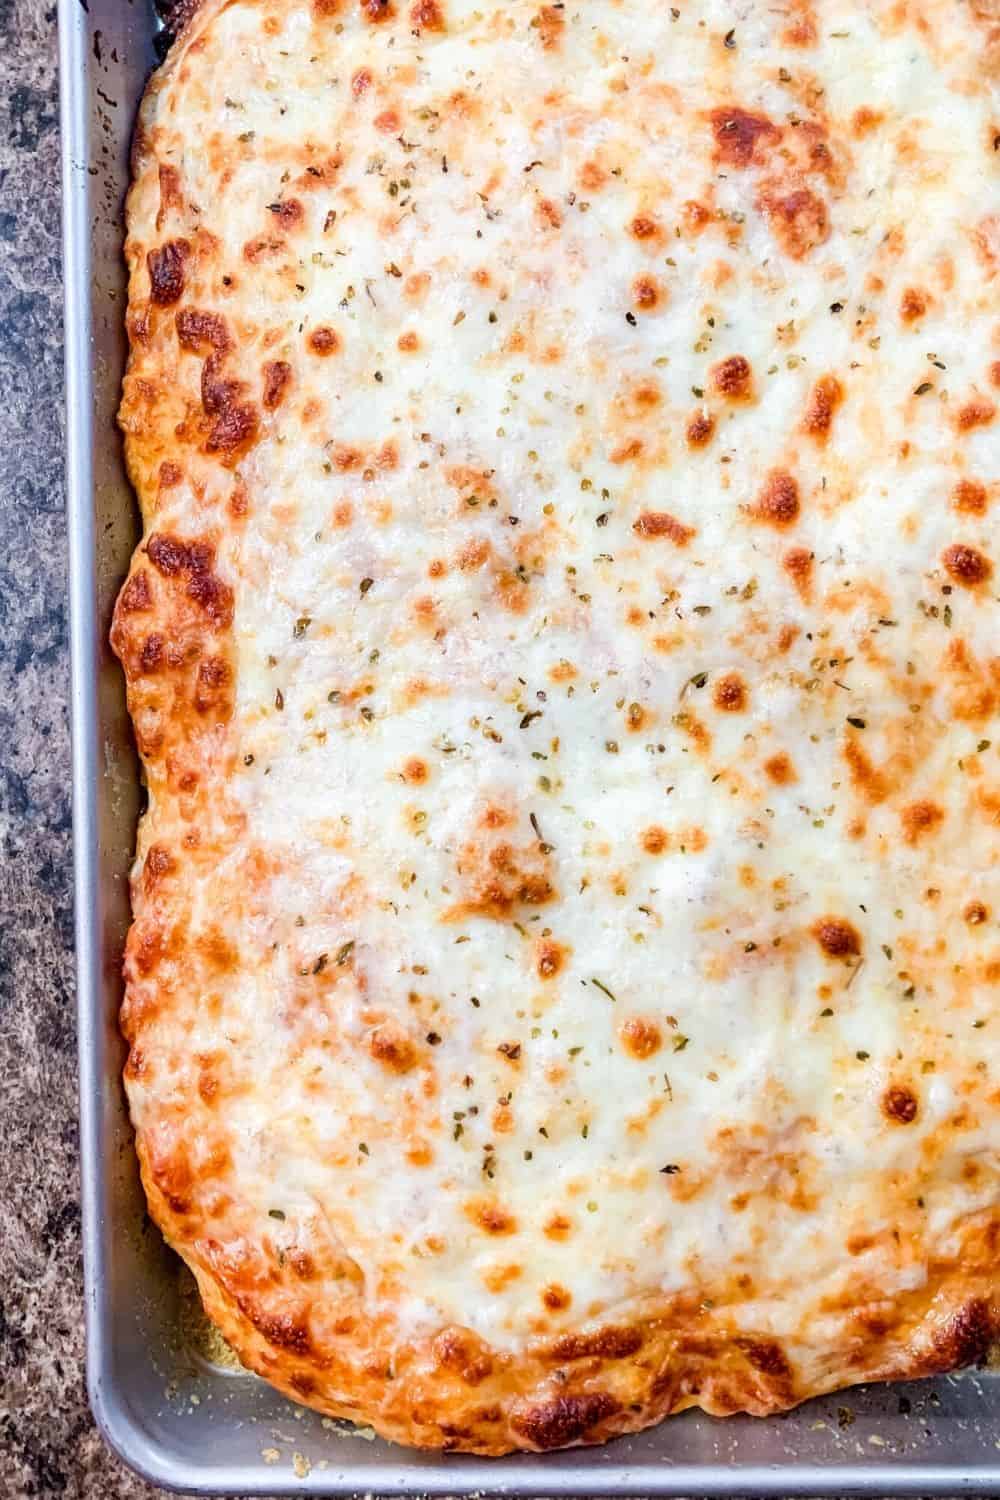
xmin=60 ymin=1 xmax=1000 ymax=1492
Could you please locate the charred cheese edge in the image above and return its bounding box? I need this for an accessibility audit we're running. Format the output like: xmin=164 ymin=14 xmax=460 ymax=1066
xmin=113 ymin=0 xmax=1000 ymax=1455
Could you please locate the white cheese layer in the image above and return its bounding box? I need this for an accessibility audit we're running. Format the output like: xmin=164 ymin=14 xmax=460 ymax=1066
xmin=130 ymin=0 xmax=999 ymax=1355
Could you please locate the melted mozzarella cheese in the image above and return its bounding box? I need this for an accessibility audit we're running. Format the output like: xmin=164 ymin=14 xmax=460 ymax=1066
xmin=123 ymin=0 xmax=998 ymax=1397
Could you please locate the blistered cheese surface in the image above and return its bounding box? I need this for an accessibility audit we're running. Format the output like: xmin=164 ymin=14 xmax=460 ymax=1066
xmin=113 ymin=0 xmax=1000 ymax=1453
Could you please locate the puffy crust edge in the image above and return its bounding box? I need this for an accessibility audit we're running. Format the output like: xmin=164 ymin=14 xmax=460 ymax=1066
xmin=156 ymin=1177 xmax=1000 ymax=1453
xmin=114 ymin=0 xmax=1000 ymax=1456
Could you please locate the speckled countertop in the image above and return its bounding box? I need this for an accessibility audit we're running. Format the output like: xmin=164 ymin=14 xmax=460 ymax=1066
xmin=0 ymin=2 xmax=180 ymax=1494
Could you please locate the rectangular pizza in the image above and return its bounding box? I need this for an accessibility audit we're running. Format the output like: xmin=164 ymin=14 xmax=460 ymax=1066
xmin=111 ymin=0 xmax=1000 ymax=1454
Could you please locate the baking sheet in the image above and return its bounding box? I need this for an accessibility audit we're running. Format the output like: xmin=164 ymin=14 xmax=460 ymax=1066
xmin=59 ymin=0 xmax=1000 ymax=1490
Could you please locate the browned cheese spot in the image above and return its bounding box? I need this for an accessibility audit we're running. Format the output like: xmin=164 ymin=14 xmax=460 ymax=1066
xmin=398 ymin=330 xmax=420 ymax=352
xmin=534 ymin=4 xmax=564 ymax=47
xmin=630 ymin=214 xmax=660 ymax=241
xmin=537 ymin=197 xmax=563 ymax=230
xmin=630 ymin=381 xmax=662 ymax=410
xmin=632 ymin=274 xmax=662 ymax=311
xmin=269 ymin=198 xmax=304 ymax=230
xmin=200 ymin=353 xmax=242 ymax=419
xmin=764 ymin=752 xmax=796 ymax=784
xmin=145 ymin=534 xmax=234 ymax=629
xmin=900 ymin=286 xmax=928 ymax=323
xmin=580 ymin=160 xmax=607 ymax=191
xmin=449 ymin=823 xmax=556 ymax=922
xmin=227 ymin=480 xmax=250 ymax=525
xmin=243 ymin=235 xmax=284 ymax=263
xmin=735 ymin=1338 xmax=794 ymax=1383
xmin=206 ymin=399 xmax=259 ymax=461
xmin=411 ymin=0 xmax=445 ymax=29
xmin=619 ymin=1016 xmax=662 ymax=1058
xmin=682 ymin=199 xmax=712 ymax=234
xmin=783 ymin=545 xmax=813 ymax=596
xmin=544 ymin=1212 xmax=572 ymax=1241
xmin=852 ymin=106 xmax=884 ymax=137
xmin=368 ymin=1025 xmax=419 ymax=1074
xmin=641 ymin=825 xmax=670 ymax=854
xmin=331 ymin=443 xmax=362 ymax=472
xmin=782 ymin=9 xmax=817 ymax=46
xmin=194 ymin=654 xmax=232 ymax=713
xmin=686 ymin=409 xmax=716 ymax=447
xmin=175 ymin=307 xmax=231 ymax=353
xmin=921 ymin=1299 xmax=998 ymax=1375
xmin=633 ymin=510 xmax=695 ymax=545
xmin=262 ymin=360 xmax=292 ymax=411
xmin=759 ymin=188 xmax=830 ymax=259
xmin=955 ymin=397 xmax=997 ymax=433
xmin=802 ymin=373 xmax=844 ymax=442
xmin=248 ymin=1309 xmax=312 ymax=1355
xmin=536 ymin=938 xmax=568 ymax=979
xmin=541 ymin=1283 xmax=572 ymax=1311
xmin=752 ymin=470 xmax=800 ymax=527
xmin=156 ymin=161 xmax=183 ymax=225
xmin=547 ymin=1325 xmax=644 ymax=1361
xmin=139 ymin=634 xmax=164 ymax=673
xmin=964 ymin=900 xmax=990 ymax=926
xmin=468 ymin=1200 xmax=517 ymax=1236
xmin=455 ymin=538 xmax=489 ymax=571
xmin=710 ymin=107 xmax=782 ymax=168
xmin=433 ymin=1327 xmax=493 ymax=1384
xmin=882 ymin=1085 xmax=919 ymax=1124
xmin=942 ymin=543 xmax=993 ymax=588
xmin=495 ymin=566 xmax=532 ymax=613
xmin=198 ymin=926 xmax=238 ymax=975
xmin=361 ymin=0 xmax=395 ymax=20
xmin=147 ymin=239 xmax=190 ymax=306
xmin=308 ymin=325 xmax=342 ymax=356
xmin=142 ymin=843 xmax=175 ymax=894
xmin=711 ymin=354 xmax=754 ymax=401
xmin=198 ymin=1066 xmax=219 ymax=1104
xmin=511 ymin=1392 xmax=621 ymax=1451
xmin=900 ymin=799 xmax=945 ymax=844
xmin=843 ymin=736 xmax=889 ymax=804
xmin=812 ymin=916 xmax=862 ymax=959
xmin=229 ymin=476 xmax=250 ymax=518
xmin=119 ymin=569 xmax=152 ymax=614
xmin=713 ymin=672 xmax=748 ymax=712
xmin=952 ymin=479 xmax=988 ymax=515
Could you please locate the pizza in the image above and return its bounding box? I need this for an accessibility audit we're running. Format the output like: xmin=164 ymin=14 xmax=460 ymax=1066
xmin=111 ymin=0 xmax=1000 ymax=1454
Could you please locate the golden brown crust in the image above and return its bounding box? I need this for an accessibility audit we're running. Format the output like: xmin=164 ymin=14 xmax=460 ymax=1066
xmin=181 ymin=1227 xmax=1000 ymax=1452
xmin=113 ymin=0 xmax=1000 ymax=1456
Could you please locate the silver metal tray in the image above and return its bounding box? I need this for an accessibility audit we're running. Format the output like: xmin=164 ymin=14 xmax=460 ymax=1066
xmin=60 ymin=0 xmax=1000 ymax=1491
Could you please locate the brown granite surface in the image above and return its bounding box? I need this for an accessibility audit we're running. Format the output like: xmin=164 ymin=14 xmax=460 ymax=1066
xmin=0 ymin=2 xmax=182 ymax=1494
